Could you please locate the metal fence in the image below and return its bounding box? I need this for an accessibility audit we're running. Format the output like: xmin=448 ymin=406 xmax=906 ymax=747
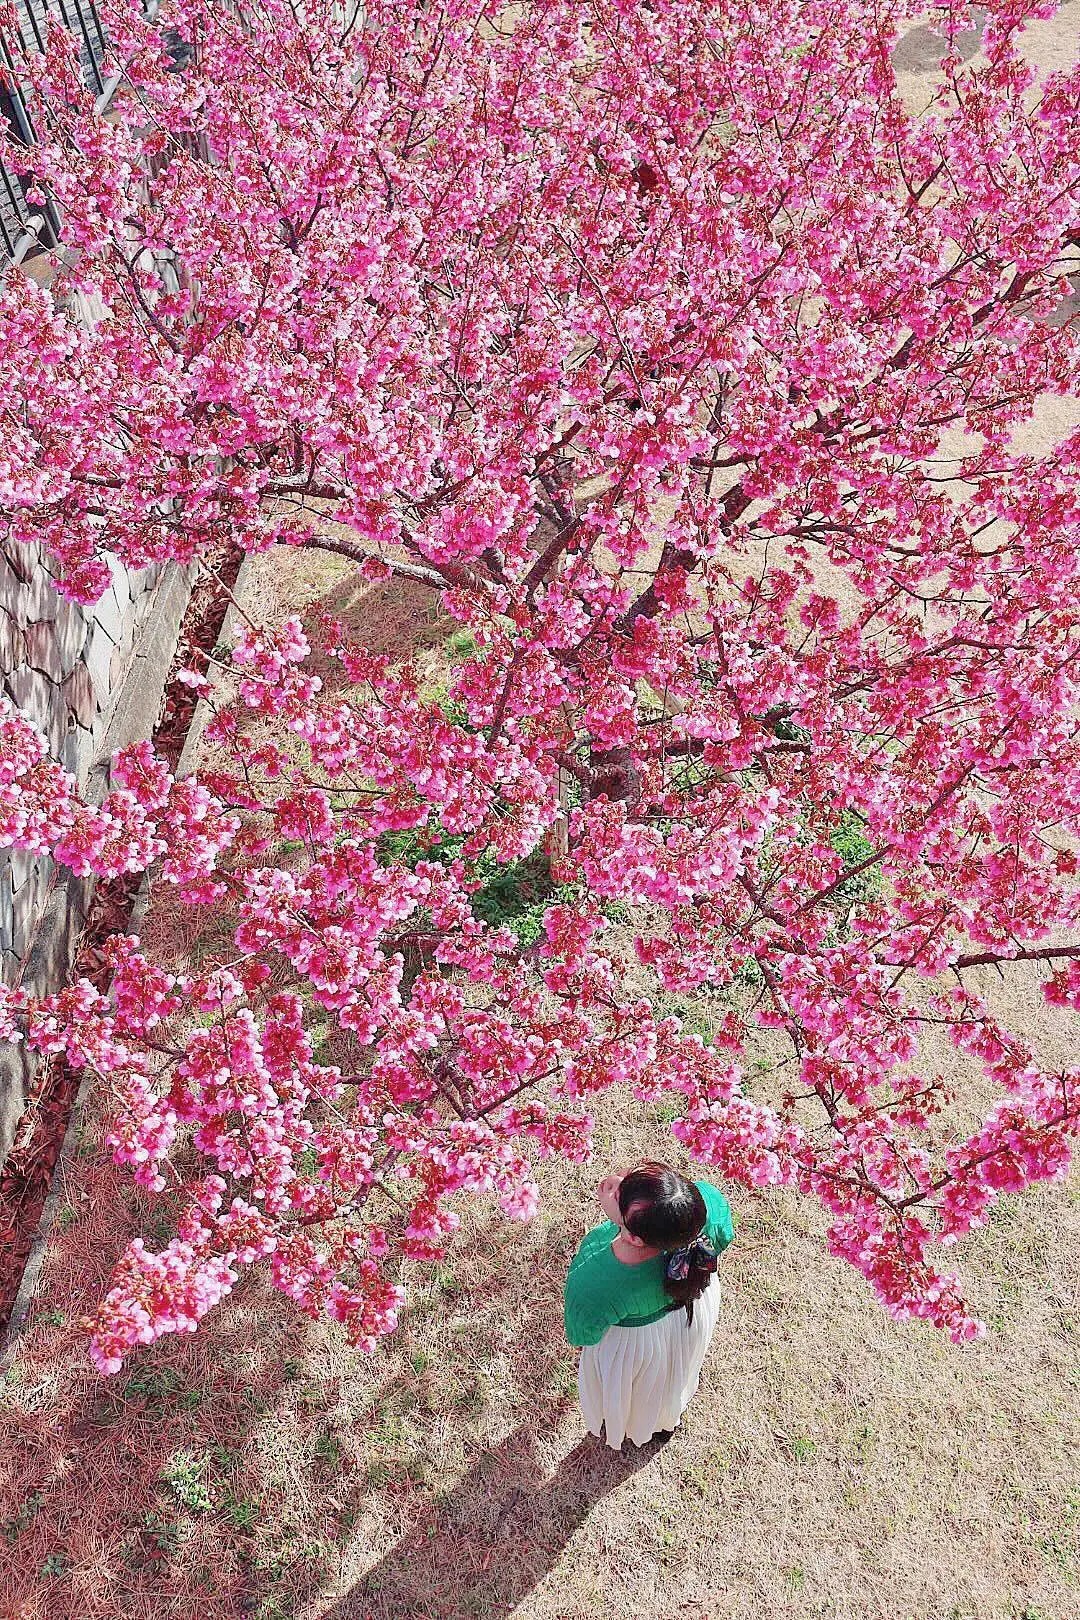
xmin=0 ymin=0 xmax=110 ymax=261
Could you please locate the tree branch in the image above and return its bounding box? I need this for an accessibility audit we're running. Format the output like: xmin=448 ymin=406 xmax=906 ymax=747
xmin=298 ymin=533 xmax=448 ymax=591
xmin=953 ymin=943 xmax=1080 ymax=970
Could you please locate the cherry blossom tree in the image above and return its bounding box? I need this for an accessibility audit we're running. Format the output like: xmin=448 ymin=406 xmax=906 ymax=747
xmin=1 ymin=0 xmax=1078 ymax=1371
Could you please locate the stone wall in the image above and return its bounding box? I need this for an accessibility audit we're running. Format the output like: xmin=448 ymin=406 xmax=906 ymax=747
xmin=0 ymin=545 xmax=192 ymax=1161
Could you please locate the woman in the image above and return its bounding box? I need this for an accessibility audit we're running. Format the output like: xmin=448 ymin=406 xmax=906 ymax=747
xmin=564 ymin=1161 xmax=735 ymax=1449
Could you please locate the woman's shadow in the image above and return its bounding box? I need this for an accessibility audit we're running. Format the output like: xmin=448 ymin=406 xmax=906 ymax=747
xmin=317 ymin=1410 xmax=664 ymax=1620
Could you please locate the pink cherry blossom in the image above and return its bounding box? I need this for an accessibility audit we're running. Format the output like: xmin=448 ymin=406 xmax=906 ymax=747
xmin=0 ymin=0 xmax=1077 ymax=1367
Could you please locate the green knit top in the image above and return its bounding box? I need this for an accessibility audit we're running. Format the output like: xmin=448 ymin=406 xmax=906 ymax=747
xmin=563 ymin=1180 xmax=735 ymax=1348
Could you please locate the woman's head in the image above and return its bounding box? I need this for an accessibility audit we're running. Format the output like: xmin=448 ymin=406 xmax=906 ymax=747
xmin=598 ymin=1160 xmax=716 ymax=1325
xmin=603 ymin=1161 xmax=707 ymax=1250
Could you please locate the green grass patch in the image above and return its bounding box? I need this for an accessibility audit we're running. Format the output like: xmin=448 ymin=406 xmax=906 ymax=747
xmin=443 ymin=628 xmax=477 ymax=663
xmin=378 ymin=828 xmax=578 ymax=945
xmin=828 ymin=810 xmax=883 ymax=914
xmin=2 ymin=1490 xmax=43 ymax=1543
xmin=121 ymin=1364 xmax=202 ymax=1413
xmin=652 ymin=990 xmax=715 ymax=1043
xmin=312 ymin=1428 xmax=343 ymax=1473
xmin=140 ymin=1510 xmax=186 ymax=1558
xmin=160 ymin=1449 xmax=214 ymax=1514
xmin=221 ymin=1491 xmax=261 ymax=1533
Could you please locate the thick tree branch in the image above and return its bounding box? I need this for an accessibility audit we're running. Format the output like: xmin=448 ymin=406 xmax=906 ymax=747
xmin=953 ymin=943 xmax=1080 ymax=970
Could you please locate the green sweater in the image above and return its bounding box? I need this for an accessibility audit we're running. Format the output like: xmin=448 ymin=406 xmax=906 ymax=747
xmin=563 ymin=1180 xmax=735 ymax=1347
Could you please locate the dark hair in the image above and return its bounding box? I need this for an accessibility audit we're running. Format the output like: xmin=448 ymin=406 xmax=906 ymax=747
xmin=617 ymin=1161 xmax=715 ymax=1326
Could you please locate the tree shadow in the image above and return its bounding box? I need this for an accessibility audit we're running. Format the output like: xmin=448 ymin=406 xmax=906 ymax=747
xmin=316 ymin=568 xmax=450 ymax=660
xmin=0 ymin=1125 xmax=330 ymax=1620
xmin=287 ymin=551 xmax=453 ymax=697
xmin=319 ymin=1415 xmax=663 ymax=1620
xmin=0 ymin=1286 xmax=300 ymax=1620
xmin=891 ymin=8 xmax=986 ymax=74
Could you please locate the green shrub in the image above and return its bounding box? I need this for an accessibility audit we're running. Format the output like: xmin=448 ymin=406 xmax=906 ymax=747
xmin=443 ymin=628 xmax=477 ymax=663
xmin=828 ymin=810 xmax=883 ymax=914
xmin=378 ymin=828 xmax=577 ymax=946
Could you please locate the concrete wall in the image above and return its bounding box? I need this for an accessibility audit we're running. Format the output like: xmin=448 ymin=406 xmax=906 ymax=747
xmin=0 ymin=540 xmax=192 ymax=1161
xmin=0 ymin=226 xmax=199 ymax=1160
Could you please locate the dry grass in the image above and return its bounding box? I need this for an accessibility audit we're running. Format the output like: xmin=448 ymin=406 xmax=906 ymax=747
xmin=2 ymin=544 xmax=1078 ymax=1620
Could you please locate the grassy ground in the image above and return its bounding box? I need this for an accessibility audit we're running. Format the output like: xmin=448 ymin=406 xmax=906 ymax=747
xmin=0 ymin=1082 xmax=1077 ymax=1620
xmin=1 ymin=547 xmax=1078 ymax=1620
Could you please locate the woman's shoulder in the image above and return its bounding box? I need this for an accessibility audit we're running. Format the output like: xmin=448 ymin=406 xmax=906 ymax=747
xmin=567 ymin=1220 xmax=618 ymax=1274
xmin=695 ymin=1179 xmax=736 ymax=1248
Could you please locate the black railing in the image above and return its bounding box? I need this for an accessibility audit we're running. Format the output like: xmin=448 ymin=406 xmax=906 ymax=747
xmin=0 ymin=0 xmax=110 ymax=262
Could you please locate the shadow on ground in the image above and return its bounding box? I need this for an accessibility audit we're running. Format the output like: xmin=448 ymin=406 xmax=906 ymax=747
xmin=0 ymin=1132 xmax=317 ymax=1620
xmin=890 ymin=8 xmax=986 ymax=74
xmin=319 ymin=1420 xmax=661 ymax=1620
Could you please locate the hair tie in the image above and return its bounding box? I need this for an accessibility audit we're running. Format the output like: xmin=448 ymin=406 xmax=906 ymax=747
xmin=665 ymin=1235 xmax=718 ymax=1282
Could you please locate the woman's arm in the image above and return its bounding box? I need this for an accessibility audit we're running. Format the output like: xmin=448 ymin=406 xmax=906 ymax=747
xmin=564 ymin=1246 xmax=618 ymax=1346
xmin=698 ymin=1181 xmax=736 ymax=1253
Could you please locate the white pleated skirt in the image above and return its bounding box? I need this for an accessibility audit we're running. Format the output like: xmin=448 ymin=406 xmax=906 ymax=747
xmin=577 ymin=1279 xmax=721 ymax=1449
